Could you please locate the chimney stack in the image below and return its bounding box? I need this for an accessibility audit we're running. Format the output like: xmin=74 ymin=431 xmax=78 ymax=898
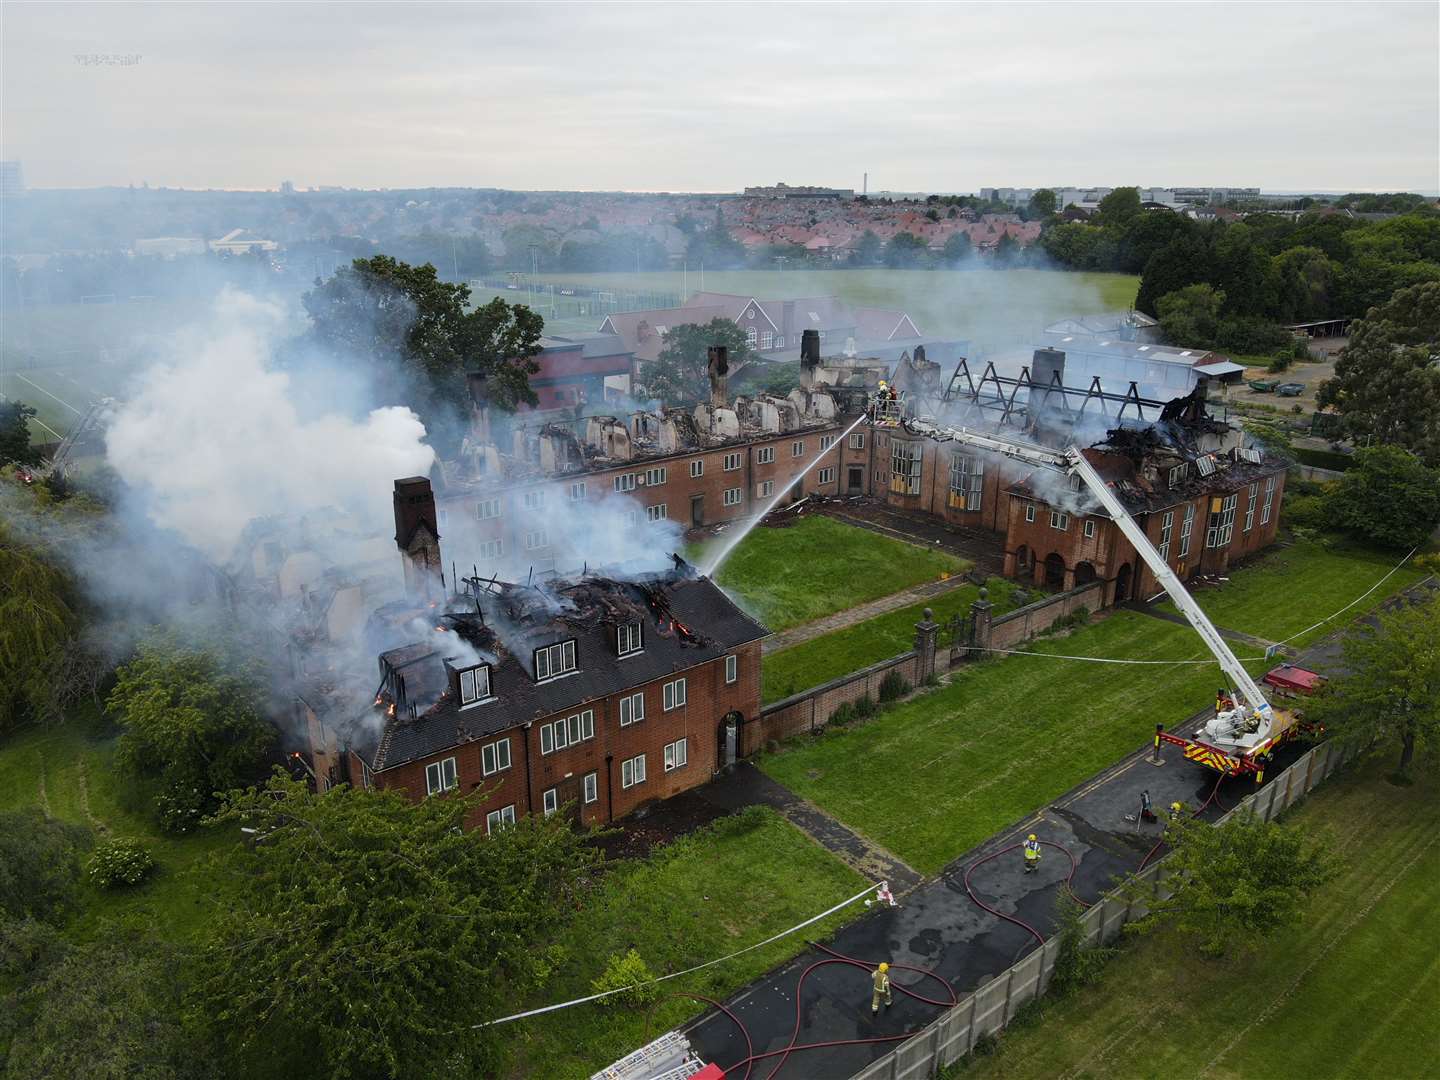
xmin=466 ymin=370 xmax=493 ymax=446
xmin=393 ymin=476 xmax=442 ymax=602
xmin=800 ymin=329 xmax=821 ymax=388
xmin=707 ymin=345 xmax=729 ymax=407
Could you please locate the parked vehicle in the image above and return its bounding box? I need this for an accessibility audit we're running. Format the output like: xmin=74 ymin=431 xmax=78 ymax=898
xmin=1276 ymin=382 xmax=1306 ymax=397
xmin=1248 ymin=379 xmax=1278 ymax=393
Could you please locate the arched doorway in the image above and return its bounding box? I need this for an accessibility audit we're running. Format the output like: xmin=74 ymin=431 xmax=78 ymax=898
xmin=1074 ymin=561 xmax=1097 ymax=587
xmin=1014 ymin=544 xmax=1031 ymax=576
xmin=1114 ymin=562 xmax=1134 ymax=603
xmin=1043 ymin=553 xmax=1066 ymax=588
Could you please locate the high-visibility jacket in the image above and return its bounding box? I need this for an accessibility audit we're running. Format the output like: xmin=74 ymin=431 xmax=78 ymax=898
xmin=872 ymin=968 xmax=890 ymax=994
xmin=1023 ymin=839 xmax=1041 ymax=862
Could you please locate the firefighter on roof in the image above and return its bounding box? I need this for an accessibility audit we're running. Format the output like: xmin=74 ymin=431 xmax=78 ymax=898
xmin=871 ymin=962 xmax=893 ymax=1014
xmin=1023 ymin=834 xmax=1042 ymax=873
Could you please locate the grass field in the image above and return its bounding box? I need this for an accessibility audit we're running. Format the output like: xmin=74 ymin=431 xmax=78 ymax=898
xmin=1166 ymin=538 xmax=1429 ymax=648
xmin=688 ymin=515 xmax=968 ymax=633
xmin=530 ymin=269 xmax=1141 ymax=343
xmin=508 ymin=808 xmax=866 ymax=1078
xmin=762 ymin=611 xmax=1269 ymax=875
xmin=950 ymin=756 xmax=1440 ymax=1080
xmin=762 ymin=576 xmax=1030 ymax=703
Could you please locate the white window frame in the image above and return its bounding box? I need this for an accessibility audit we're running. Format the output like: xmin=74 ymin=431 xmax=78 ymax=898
xmin=1158 ymin=510 xmax=1174 ymax=560
xmin=534 ymin=639 xmax=577 ymax=682
xmin=1261 ymin=475 xmax=1276 ymax=525
xmin=723 ymin=487 xmax=742 ymax=506
xmin=949 ymin=453 xmax=984 ymax=512
xmin=820 ymin=435 xmax=836 ymax=451
xmin=1083 ymin=519 xmax=1096 ymax=539
xmin=644 ymin=466 xmax=667 ymax=486
xmin=621 ymin=753 xmax=647 ymax=788
xmin=522 ymin=489 xmax=546 ymax=511
xmin=478 ymin=497 xmax=502 ymax=520
xmin=758 ymin=480 xmax=774 ymax=497
xmin=757 ymin=447 xmax=775 ymax=465
xmin=425 ymin=756 xmax=458 ymax=796
xmin=818 ymin=466 xmax=835 ymax=484
xmin=1180 ymin=503 xmax=1195 ymax=559
xmin=1206 ymin=493 xmax=1238 ymax=549
xmin=890 ymin=440 xmax=921 ymax=495
xmin=662 ymin=677 xmax=687 ymax=711
xmin=664 ymin=738 xmax=688 ymax=772
xmin=485 ymin=805 xmax=516 ymax=834
xmin=1050 ymin=510 xmax=1069 ymax=531
xmin=479 ymin=537 xmax=503 ymax=560
xmin=524 ymin=529 xmax=549 ymax=550
xmin=760 ymin=329 xmax=774 ymax=349
xmin=1169 ymin=463 xmax=1188 ymax=487
xmin=458 ymin=664 xmax=491 ymax=706
xmin=614 ymin=473 xmax=637 ymax=493
xmin=619 ymin=691 xmax=645 ymax=726
xmin=618 ymin=621 xmax=643 ymax=657
xmin=646 ymin=503 xmax=667 ymax=521
xmin=745 ymin=326 xmax=758 ymax=345
xmin=689 ymin=459 xmax=704 ymax=478
xmin=723 ymin=452 xmax=742 ymax=471
xmin=568 ymin=480 xmax=586 ymax=502
xmin=1244 ymin=482 xmax=1258 ymax=532
xmin=539 ymin=708 xmax=594 ymax=754
xmin=542 ymin=787 xmax=559 ymax=816
xmin=725 ymin=654 xmax=738 ymax=684
xmin=481 ymin=737 xmax=511 ymax=777
xmin=1025 ymin=504 xmax=1036 ymax=523
xmin=849 ymin=433 xmax=865 ymax=449
xmin=583 ymin=772 xmax=598 ymax=804
xmin=792 ymin=440 xmax=805 ymax=458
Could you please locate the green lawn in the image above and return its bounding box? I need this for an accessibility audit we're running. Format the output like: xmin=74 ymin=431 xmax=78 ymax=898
xmin=507 ymin=808 xmax=867 ymax=1079
xmin=762 ymin=611 xmax=1269 ymax=875
xmin=1166 ymin=537 xmax=1428 ymax=648
xmin=0 ymin=724 xmax=237 ymax=941
xmin=762 ymin=576 xmax=1032 ymax=703
xmin=950 ymin=756 xmax=1440 ymax=1080
xmin=531 ymin=269 xmax=1140 ymax=343
xmin=690 ymin=515 xmax=968 ymax=633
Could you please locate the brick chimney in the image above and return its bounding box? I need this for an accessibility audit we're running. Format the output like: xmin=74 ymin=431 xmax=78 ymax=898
xmin=466 ymin=370 xmax=493 ymax=446
xmin=707 ymin=345 xmax=729 ymax=407
xmin=799 ymin=329 xmax=821 ymax=388
xmin=393 ymin=476 xmax=442 ymax=602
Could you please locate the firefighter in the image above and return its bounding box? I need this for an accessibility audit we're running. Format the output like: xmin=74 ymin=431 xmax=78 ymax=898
xmin=871 ymin=962 xmax=893 ymax=1014
xmin=1169 ymin=800 xmax=1185 ymax=821
xmin=1023 ymin=833 xmax=1042 ymax=873
xmin=1140 ymin=789 xmax=1156 ymax=823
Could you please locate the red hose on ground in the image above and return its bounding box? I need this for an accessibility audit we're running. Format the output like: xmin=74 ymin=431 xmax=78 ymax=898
xmin=648 ymin=991 xmax=756 ymax=1080
xmin=961 ymin=838 xmax=1089 ymax=949
xmin=1137 ymin=770 xmax=1228 ymax=871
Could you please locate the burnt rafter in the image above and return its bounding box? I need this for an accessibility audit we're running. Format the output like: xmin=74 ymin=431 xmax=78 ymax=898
xmin=942 ymin=357 xmax=1170 ymax=427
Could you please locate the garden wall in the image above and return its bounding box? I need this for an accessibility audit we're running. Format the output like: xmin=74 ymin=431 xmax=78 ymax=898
xmin=751 ymin=652 xmax=922 ymax=753
xmin=983 ymin=581 xmax=1105 ymax=653
xmin=847 ymin=738 xmax=1358 ymax=1080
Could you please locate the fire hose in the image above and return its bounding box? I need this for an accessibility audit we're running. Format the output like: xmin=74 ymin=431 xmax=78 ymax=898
xmin=959 ymin=838 xmax=1091 ymax=950
xmin=1137 ymin=769 xmax=1228 ymax=872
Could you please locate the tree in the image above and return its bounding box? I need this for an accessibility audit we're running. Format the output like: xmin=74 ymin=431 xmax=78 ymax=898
xmin=1027 ymin=188 xmax=1058 ymax=221
xmin=194 ymin=775 xmax=601 ymax=1079
xmin=0 ymin=401 xmax=43 ymax=468
xmin=940 ymin=231 xmax=973 ymax=266
xmin=1135 ymin=233 xmax=1216 ymax=315
xmin=0 ymin=809 xmax=91 ymax=925
xmin=1041 ymin=221 xmax=1102 ymax=269
xmin=850 ymin=230 xmax=883 ymax=267
xmin=1306 ymin=599 xmax=1440 ymax=778
xmin=0 ymin=523 xmax=77 ymax=733
xmin=1124 ymin=812 xmax=1336 ymax=956
xmin=884 ymin=231 xmax=929 ymax=268
xmin=1094 ymin=186 xmax=1142 ymax=228
xmin=1325 ymin=445 xmax=1440 ymax=549
xmin=108 ymin=635 xmax=275 ymax=833
xmin=993 ymin=233 xmax=1021 ymax=267
xmin=641 ymin=318 xmax=756 ymax=407
xmin=303 ymin=255 xmax=542 ymax=419
xmin=1156 ymin=284 xmax=1226 ymax=348
xmin=1273 ymin=246 xmax=1336 ymax=321
xmin=1317 ymin=281 xmax=1440 ymax=464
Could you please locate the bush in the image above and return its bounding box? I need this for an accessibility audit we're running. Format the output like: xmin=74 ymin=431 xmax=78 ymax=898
xmin=878 ymin=671 xmax=911 ymax=703
xmin=853 ymin=693 xmax=878 ymax=719
xmin=590 ymin=948 xmax=659 ymax=1007
xmin=1048 ymin=893 xmax=1118 ymax=997
xmin=828 ymin=701 xmax=857 ymax=726
xmin=1293 ymin=446 xmax=1354 ymax=472
xmin=87 ymin=838 xmax=156 ymax=889
xmin=1266 ymin=355 xmax=1292 ymax=374
xmin=1282 ymin=494 xmax=1331 ymax=532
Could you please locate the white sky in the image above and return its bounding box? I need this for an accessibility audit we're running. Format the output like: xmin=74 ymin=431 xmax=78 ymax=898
xmin=3 ymin=1 xmax=1437 ymax=193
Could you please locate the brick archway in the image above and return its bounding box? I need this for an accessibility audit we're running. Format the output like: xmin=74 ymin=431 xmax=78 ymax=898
xmin=1114 ymin=562 xmax=1134 ymax=603
xmin=1043 ymin=553 xmax=1066 ymax=588
xmin=1074 ymin=561 xmax=1097 ymax=587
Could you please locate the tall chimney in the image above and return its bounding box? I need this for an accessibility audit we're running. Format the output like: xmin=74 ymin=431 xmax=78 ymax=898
xmin=466 ymin=370 xmax=493 ymax=445
xmin=393 ymin=476 xmax=442 ymax=602
xmin=707 ymin=345 xmax=729 ymax=407
xmin=800 ymin=329 xmax=821 ymax=388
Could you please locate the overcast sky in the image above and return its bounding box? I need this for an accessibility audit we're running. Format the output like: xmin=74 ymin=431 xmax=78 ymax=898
xmin=3 ymin=2 xmax=1437 ymax=193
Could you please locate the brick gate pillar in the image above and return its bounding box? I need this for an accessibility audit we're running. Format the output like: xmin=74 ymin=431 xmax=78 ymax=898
xmin=914 ymin=607 xmax=939 ymax=683
xmin=968 ymin=588 xmax=994 ymax=659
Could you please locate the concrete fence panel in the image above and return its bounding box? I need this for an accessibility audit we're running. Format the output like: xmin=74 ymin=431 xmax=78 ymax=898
xmin=1079 ymin=900 xmax=1106 ymax=949
xmin=894 ymin=1024 xmax=938 ymax=1080
xmin=1006 ymin=950 xmax=1044 ymax=1019
xmin=972 ymin=977 xmax=1009 ymax=1041
xmin=935 ymin=997 xmax=976 ymax=1068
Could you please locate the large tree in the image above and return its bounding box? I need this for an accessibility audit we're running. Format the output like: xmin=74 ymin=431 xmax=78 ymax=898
xmin=108 ymin=635 xmax=276 ymax=833
xmin=302 ymin=255 xmax=543 ymax=417
xmin=1306 ymin=598 xmax=1440 ymax=779
xmin=641 ymin=318 xmax=757 ymax=407
xmin=1094 ymin=186 xmax=1142 ymax=229
xmin=194 ymin=775 xmax=601 ymax=1080
xmin=0 ymin=523 xmax=77 ymax=733
xmin=0 ymin=400 xmax=43 ymax=468
xmin=1326 ymin=445 xmax=1440 ymax=549
xmin=1026 ymin=188 xmax=1058 ymax=221
xmin=1317 ymin=281 xmax=1440 ymax=464
xmin=0 ymin=809 xmax=90 ymax=925
xmin=1156 ymin=284 xmax=1225 ymax=349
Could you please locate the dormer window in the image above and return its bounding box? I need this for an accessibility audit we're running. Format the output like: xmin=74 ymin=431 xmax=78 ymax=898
xmin=1169 ymin=463 xmax=1189 ymax=487
xmin=458 ymin=664 xmax=491 ymax=706
xmin=534 ymin=640 xmax=577 ymax=681
xmin=618 ymin=621 xmax=643 ymax=657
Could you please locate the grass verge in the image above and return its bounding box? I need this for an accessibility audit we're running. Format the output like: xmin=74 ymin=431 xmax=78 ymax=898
xmin=947 ymin=755 xmax=1440 ymax=1080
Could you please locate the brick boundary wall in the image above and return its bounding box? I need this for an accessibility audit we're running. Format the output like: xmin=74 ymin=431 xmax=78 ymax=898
xmin=751 ymin=652 xmax=922 ymax=752
xmin=983 ymin=581 xmax=1106 ymax=653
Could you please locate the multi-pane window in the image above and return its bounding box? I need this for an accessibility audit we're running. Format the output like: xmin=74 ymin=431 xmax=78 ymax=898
xmin=1158 ymin=510 xmax=1174 ymax=560
xmin=481 ymin=737 xmax=510 ymax=776
xmin=758 ymin=480 xmax=774 ymax=497
xmin=818 ymin=466 xmax=835 ymax=484
xmin=689 ymin=459 xmax=704 ymax=478
xmin=534 ymin=640 xmax=577 ymax=681
xmin=664 ymin=738 xmax=689 ymax=772
xmin=1025 ymin=504 xmax=1036 ymax=523
xmin=621 ymin=754 xmax=647 ymax=788
xmin=792 ymin=440 xmax=805 ymax=457
xmin=723 ymin=452 xmax=742 ymax=471
xmin=1206 ymin=493 xmax=1238 ymax=549
xmin=849 ymin=433 xmax=865 ymax=449
xmin=760 ymin=330 xmax=774 ymax=349
xmin=757 ymin=447 xmax=775 ymax=465
xmin=644 ymin=467 xmax=667 ymax=486
xmin=725 ymin=654 xmax=738 ymax=684
xmin=425 ymin=756 xmax=457 ymax=796
xmin=524 ymin=529 xmax=549 ymax=550
xmin=723 ymin=487 xmax=743 ymax=506
xmin=646 ymin=504 xmax=667 ymax=521
xmin=890 ymin=441 xmax=921 ymax=495
xmin=1244 ymin=482 xmax=1258 ymax=532
xmin=479 ymin=538 xmax=503 ymax=560
xmin=1169 ymin=463 xmax=1188 ymax=487
xmin=1261 ymin=476 xmax=1276 ymax=524
xmin=459 ymin=665 xmax=490 ymax=705
xmin=478 ymin=497 xmax=502 ymax=520
xmin=522 ymin=490 xmax=546 ymax=511
xmin=485 ymin=805 xmax=516 ymax=834
xmin=568 ymin=481 xmax=586 ymax=502
xmin=614 ymin=473 xmax=637 ymax=493
xmin=948 ymin=453 xmax=984 ymax=511
xmin=539 ymin=709 xmax=595 ymax=754
xmin=1083 ymin=519 xmax=1096 ymax=539
xmin=745 ymin=326 xmax=758 ymax=345
xmin=1180 ymin=504 xmax=1195 ymax=558
xmin=662 ymin=678 xmax=687 ymax=711
xmin=618 ymin=622 xmax=643 ymax=656
xmin=820 ymin=435 xmax=836 ymax=451
xmin=583 ymin=772 xmax=598 ymax=804
xmin=1050 ymin=511 xmax=1069 ymax=531
xmin=542 ymin=787 xmax=558 ymax=816
xmin=619 ymin=691 xmax=644 ymax=726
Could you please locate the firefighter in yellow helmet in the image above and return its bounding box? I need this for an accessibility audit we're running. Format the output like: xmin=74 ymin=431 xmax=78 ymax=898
xmin=871 ymin=961 xmax=893 ymax=1014
xmin=1023 ymin=833 xmax=1042 ymax=874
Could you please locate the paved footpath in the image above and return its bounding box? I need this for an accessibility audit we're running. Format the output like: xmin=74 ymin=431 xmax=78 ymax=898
xmin=763 ymin=576 xmax=973 ymax=656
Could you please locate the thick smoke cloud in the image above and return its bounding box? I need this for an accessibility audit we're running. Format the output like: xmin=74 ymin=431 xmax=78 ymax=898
xmin=104 ymin=288 xmax=436 ymax=563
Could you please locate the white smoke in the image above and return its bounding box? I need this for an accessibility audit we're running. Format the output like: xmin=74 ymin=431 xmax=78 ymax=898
xmin=104 ymin=289 xmax=435 ymax=562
